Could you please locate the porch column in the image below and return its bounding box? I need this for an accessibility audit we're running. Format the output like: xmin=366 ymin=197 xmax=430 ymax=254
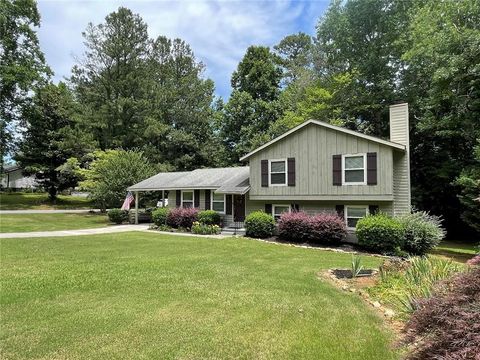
xmin=135 ymin=191 xmax=139 ymax=224
xmin=162 ymin=190 xmax=165 ymax=207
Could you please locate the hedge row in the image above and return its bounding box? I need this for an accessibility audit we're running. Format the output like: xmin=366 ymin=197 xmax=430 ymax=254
xmin=278 ymin=211 xmax=347 ymax=245
xmin=150 ymin=207 xmax=222 ymax=230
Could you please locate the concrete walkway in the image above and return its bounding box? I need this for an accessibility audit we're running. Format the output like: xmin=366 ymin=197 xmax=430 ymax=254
xmin=0 ymin=224 xmax=150 ymax=239
xmin=0 ymin=209 xmax=101 ymax=214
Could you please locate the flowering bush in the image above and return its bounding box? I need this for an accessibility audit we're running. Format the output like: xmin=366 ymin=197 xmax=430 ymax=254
xmin=166 ymin=207 xmax=198 ymax=229
xmin=245 ymin=211 xmax=275 ymax=238
xmin=277 ymin=212 xmax=347 ymax=245
xmin=309 ymin=213 xmax=347 ymax=245
xmin=191 ymin=221 xmax=221 ymax=235
xmin=197 ymin=210 xmax=222 ymax=226
xmin=277 ymin=211 xmax=312 ymax=242
xmin=466 ymin=254 xmax=480 ymax=266
xmin=404 ymin=268 xmax=480 ymax=359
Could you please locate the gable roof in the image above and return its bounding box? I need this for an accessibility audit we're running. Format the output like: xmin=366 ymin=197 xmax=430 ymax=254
xmin=128 ymin=166 xmax=250 ymax=194
xmin=239 ymin=119 xmax=406 ymax=161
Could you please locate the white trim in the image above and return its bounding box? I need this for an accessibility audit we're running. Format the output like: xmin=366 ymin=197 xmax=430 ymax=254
xmin=345 ymin=205 xmax=369 ymax=230
xmin=272 ymin=204 xmax=291 ymax=220
xmin=181 ymin=190 xmax=194 ymax=208
xmin=342 ymin=153 xmax=367 ymax=185
xmin=239 ymin=119 xmax=406 ymax=161
xmin=268 ymin=159 xmax=287 ymax=187
xmin=211 ymin=191 xmax=226 ymax=214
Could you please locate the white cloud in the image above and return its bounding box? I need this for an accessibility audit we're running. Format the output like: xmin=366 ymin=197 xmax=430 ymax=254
xmin=37 ymin=0 xmax=328 ymax=98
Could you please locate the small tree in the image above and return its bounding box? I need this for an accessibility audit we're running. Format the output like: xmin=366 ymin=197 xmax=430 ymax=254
xmin=78 ymin=149 xmax=157 ymax=211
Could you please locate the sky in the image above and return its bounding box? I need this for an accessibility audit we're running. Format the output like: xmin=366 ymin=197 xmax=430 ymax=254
xmin=37 ymin=0 xmax=329 ymax=99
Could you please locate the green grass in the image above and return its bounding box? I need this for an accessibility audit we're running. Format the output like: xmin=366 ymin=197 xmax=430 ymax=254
xmin=0 ymin=233 xmax=398 ymax=359
xmin=431 ymin=240 xmax=478 ymax=263
xmin=0 ymin=213 xmax=109 ymax=233
xmin=0 ymin=192 xmax=94 ymax=210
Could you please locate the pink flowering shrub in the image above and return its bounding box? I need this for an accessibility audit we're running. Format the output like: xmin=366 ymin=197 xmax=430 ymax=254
xmin=309 ymin=213 xmax=347 ymax=245
xmin=278 ymin=211 xmax=346 ymax=245
xmin=166 ymin=207 xmax=198 ymax=229
xmin=466 ymin=254 xmax=480 ymax=266
xmin=278 ymin=211 xmax=312 ymax=242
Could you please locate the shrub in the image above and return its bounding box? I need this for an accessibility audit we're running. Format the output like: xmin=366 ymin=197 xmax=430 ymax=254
xmin=404 ymin=268 xmax=480 ymax=360
xmin=356 ymin=213 xmax=404 ymax=253
xmin=466 ymin=254 xmax=480 ymax=266
xmin=309 ymin=213 xmax=347 ymax=245
xmin=191 ymin=221 xmax=221 ymax=235
xmin=277 ymin=211 xmax=312 ymax=242
xmin=166 ymin=207 xmax=198 ymax=229
xmin=152 ymin=207 xmax=170 ymax=226
xmin=398 ymin=211 xmax=445 ymax=255
xmin=245 ymin=211 xmax=275 ymax=238
xmin=370 ymin=256 xmax=465 ymax=316
xmin=108 ymin=208 xmax=128 ymax=224
xmin=197 ymin=210 xmax=222 ymax=226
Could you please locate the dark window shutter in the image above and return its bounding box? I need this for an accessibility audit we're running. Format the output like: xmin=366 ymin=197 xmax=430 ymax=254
xmin=367 ymin=152 xmax=377 ymax=185
xmin=204 ymin=190 xmax=211 ymax=210
xmin=287 ymin=158 xmax=296 ymax=186
xmin=261 ymin=160 xmax=269 ymax=187
xmin=333 ymin=155 xmax=342 ymax=186
xmin=369 ymin=205 xmax=379 ymax=215
xmin=335 ymin=205 xmax=344 ymax=219
xmin=226 ymin=195 xmax=232 ymax=215
xmin=265 ymin=204 xmax=272 ymax=214
xmin=176 ymin=190 xmax=181 ymax=207
xmin=194 ymin=190 xmax=200 ymax=208
xmin=291 ymin=203 xmax=299 ymax=212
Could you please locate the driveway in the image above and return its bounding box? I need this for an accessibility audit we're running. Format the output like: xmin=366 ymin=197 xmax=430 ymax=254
xmin=0 ymin=224 xmax=150 ymax=239
xmin=0 ymin=209 xmax=102 ymax=214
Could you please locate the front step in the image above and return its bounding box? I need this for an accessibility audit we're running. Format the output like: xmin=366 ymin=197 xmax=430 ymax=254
xmin=221 ymin=227 xmax=246 ymax=236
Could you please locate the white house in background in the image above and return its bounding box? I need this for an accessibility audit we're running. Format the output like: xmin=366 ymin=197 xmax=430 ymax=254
xmin=1 ymin=165 xmax=37 ymax=190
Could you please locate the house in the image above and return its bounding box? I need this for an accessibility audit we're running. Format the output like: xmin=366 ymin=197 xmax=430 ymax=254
xmin=1 ymin=164 xmax=37 ymax=190
xmin=128 ymin=103 xmax=410 ymax=237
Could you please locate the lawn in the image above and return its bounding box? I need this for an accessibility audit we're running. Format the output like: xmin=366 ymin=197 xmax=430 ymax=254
xmin=431 ymin=240 xmax=478 ymax=263
xmin=0 ymin=192 xmax=94 ymax=210
xmin=0 ymin=232 xmax=398 ymax=359
xmin=0 ymin=213 xmax=109 ymax=233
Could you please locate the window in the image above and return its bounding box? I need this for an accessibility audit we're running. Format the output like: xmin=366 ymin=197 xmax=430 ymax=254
xmin=269 ymin=159 xmax=287 ymax=186
xmin=343 ymin=154 xmax=367 ymax=185
xmin=212 ymin=192 xmax=225 ymax=213
xmin=345 ymin=206 xmax=368 ymax=229
xmin=181 ymin=190 xmax=194 ymax=208
xmin=273 ymin=204 xmax=290 ymax=221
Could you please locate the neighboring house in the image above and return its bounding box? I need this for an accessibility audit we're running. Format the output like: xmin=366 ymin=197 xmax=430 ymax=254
xmin=129 ymin=103 xmax=410 ymax=237
xmin=1 ymin=165 xmax=37 ymax=190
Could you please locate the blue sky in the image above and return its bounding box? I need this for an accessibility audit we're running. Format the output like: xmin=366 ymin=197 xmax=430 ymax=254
xmin=37 ymin=0 xmax=329 ymax=99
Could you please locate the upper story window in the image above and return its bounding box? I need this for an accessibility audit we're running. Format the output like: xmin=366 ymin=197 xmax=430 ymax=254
xmin=342 ymin=154 xmax=367 ymax=185
xmin=212 ymin=192 xmax=225 ymax=213
xmin=269 ymin=159 xmax=287 ymax=186
xmin=345 ymin=205 xmax=368 ymax=229
xmin=181 ymin=190 xmax=194 ymax=208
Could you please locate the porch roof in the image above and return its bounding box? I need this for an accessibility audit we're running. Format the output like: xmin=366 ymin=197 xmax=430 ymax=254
xmin=128 ymin=166 xmax=250 ymax=194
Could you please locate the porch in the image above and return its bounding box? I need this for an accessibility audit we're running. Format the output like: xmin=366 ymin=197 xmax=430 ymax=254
xmin=127 ymin=167 xmax=250 ymax=231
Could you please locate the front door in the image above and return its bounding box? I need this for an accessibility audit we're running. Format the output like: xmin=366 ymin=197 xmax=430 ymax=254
xmin=233 ymin=194 xmax=245 ymax=222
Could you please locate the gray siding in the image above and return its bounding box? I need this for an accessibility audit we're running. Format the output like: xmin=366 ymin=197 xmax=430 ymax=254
xmin=390 ymin=104 xmax=411 ymax=215
xmin=248 ymin=123 xmax=394 ymax=200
